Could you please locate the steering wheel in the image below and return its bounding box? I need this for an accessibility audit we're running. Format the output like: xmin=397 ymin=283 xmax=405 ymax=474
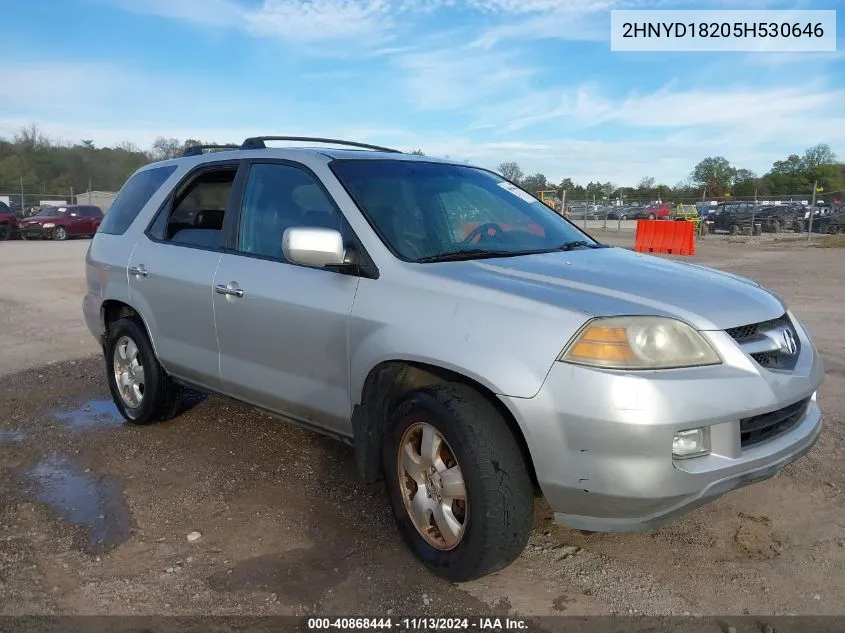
xmin=462 ymin=222 xmax=505 ymax=245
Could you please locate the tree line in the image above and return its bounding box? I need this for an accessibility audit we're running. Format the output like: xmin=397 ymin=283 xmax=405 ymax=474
xmin=497 ymin=143 xmax=844 ymax=204
xmin=1 ymin=125 xmax=842 ymax=204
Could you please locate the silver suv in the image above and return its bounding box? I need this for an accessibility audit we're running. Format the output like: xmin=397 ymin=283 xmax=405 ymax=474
xmin=83 ymin=136 xmax=824 ymax=581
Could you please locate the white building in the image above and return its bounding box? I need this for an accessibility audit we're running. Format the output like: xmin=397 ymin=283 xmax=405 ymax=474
xmin=75 ymin=191 xmax=117 ymax=212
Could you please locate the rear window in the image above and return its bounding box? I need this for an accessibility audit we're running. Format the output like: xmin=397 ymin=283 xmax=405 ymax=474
xmin=98 ymin=165 xmax=178 ymax=235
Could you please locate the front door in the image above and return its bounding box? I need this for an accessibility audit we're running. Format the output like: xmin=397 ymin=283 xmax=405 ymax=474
xmin=213 ymin=161 xmax=360 ymax=435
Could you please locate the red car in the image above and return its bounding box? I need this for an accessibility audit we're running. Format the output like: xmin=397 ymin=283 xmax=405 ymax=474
xmin=19 ymin=204 xmax=104 ymax=240
xmin=634 ymin=203 xmax=673 ymax=220
xmin=0 ymin=201 xmax=20 ymax=240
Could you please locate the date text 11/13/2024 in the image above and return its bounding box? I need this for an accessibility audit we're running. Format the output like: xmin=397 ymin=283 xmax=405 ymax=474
xmin=307 ymin=617 xmax=529 ymax=630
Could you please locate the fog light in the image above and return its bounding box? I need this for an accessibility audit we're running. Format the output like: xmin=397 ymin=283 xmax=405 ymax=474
xmin=673 ymin=427 xmax=711 ymax=459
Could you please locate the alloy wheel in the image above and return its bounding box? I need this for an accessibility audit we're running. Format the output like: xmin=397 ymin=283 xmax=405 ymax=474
xmin=113 ymin=335 xmax=145 ymax=408
xmin=397 ymin=422 xmax=468 ymax=551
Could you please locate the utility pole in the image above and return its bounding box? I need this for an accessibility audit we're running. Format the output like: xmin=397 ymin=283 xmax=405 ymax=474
xmin=20 ymin=176 xmax=24 ymax=213
xmin=750 ymin=185 xmax=757 ymax=236
xmin=807 ymin=180 xmax=817 ymax=241
xmin=561 ymin=189 xmax=566 ymax=217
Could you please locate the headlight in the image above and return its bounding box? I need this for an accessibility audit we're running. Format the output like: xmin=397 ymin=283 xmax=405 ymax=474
xmin=559 ymin=316 xmax=721 ymax=370
xmin=42 ymin=223 xmax=55 ymax=228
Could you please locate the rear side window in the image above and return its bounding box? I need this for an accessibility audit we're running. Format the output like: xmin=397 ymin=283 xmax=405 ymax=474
xmin=98 ymin=165 xmax=177 ymax=235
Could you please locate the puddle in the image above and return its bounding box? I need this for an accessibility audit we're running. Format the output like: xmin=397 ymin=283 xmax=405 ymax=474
xmin=54 ymin=399 xmax=124 ymax=430
xmin=25 ymin=454 xmax=132 ymax=554
xmin=0 ymin=430 xmax=25 ymax=444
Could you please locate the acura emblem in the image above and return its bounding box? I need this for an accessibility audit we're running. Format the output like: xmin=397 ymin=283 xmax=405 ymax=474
xmin=781 ymin=329 xmax=798 ymax=355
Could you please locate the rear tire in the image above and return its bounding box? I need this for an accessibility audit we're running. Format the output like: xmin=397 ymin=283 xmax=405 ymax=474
xmin=104 ymin=317 xmax=183 ymax=425
xmin=0 ymin=224 xmax=9 ymax=241
xmin=382 ymin=383 xmax=533 ymax=582
xmin=729 ymin=224 xmax=739 ymax=235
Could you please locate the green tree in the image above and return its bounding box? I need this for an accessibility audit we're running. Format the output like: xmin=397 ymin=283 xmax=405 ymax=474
xmin=691 ymin=156 xmax=736 ymax=197
xmin=732 ymin=169 xmax=758 ymax=197
xmin=521 ymin=173 xmax=549 ymax=194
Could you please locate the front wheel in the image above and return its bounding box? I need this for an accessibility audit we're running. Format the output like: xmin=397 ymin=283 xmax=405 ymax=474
xmin=383 ymin=384 xmax=534 ymax=582
xmin=104 ymin=317 xmax=183 ymax=424
xmin=52 ymin=226 xmax=68 ymax=241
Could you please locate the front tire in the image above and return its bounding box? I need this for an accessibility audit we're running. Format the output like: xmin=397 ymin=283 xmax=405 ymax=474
xmin=383 ymin=384 xmax=533 ymax=582
xmin=104 ymin=317 xmax=183 ymax=424
xmin=52 ymin=226 xmax=68 ymax=241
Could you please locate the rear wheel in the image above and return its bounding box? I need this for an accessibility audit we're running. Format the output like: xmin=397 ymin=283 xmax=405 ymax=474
xmin=647 ymin=213 xmax=656 ymax=220
xmin=104 ymin=317 xmax=183 ymax=424
xmin=0 ymin=224 xmax=9 ymax=241
xmin=729 ymin=224 xmax=740 ymax=235
xmin=52 ymin=226 xmax=68 ymax=241
xmin=383 ymin=384 xmax=533 ymax=582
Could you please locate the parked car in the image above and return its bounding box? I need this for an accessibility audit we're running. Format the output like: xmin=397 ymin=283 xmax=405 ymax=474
xmin=633 ymin=203 xmax=672 ymax=219
xmin=708 ymin=202 xmax=768 ymax=234
xmin=813 ymin=212 xmax=845 ymax=234
xmin=83 ymin=137 xmax=824 ymax=581
xmin=755 ymin=206 xmax=805 ymax=233
xmin=0 ymin=200 xmax=21 ymax=240
xmin=19 ymin=204 xmax=104 ymax=240
xmin=606 ymin=207 xmax=631 ymax=220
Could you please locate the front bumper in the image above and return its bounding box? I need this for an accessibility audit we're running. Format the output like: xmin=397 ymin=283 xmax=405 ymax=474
xmin=20 ymin=225 xmax=52 ymax=239
xmin=499 ymin=316 xmax=824 ymax=532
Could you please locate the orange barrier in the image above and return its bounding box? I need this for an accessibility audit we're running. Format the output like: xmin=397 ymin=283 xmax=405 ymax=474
xmin=634 ymin=219 xmax=695 ymax=256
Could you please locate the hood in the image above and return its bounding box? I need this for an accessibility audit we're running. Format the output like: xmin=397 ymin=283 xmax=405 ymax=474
xmin=426 ymin=247 xmax=785 ymax=331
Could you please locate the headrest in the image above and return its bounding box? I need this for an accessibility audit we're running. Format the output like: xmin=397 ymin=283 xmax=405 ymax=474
xmin=194 ymin=209 xmax=225 ymax=229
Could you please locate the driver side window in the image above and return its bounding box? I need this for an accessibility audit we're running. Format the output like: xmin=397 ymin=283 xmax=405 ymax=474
xmin=238 ymin=163 xmax=343 ymax=262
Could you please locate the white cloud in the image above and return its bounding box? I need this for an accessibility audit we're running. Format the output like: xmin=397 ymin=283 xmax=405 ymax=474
xmin=395 ymin=47 xmax=536 ymax=110
xmin=468 ymin=82 xmax=845 ymax=139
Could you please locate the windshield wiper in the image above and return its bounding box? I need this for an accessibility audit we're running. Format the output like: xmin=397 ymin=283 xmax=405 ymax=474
xmin=557 ymin=240 xmax=608 ymax=251
xmin=415 ymin=249 xmax=523 ymax=263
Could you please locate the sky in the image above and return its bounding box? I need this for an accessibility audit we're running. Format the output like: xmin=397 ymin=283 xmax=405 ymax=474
xmin=1 ymin=0 xmax=843 ymax=186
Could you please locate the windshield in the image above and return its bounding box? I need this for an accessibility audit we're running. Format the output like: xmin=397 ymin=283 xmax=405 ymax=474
xmin=331 ymin=160 xmax=596 ymax=262
xmin=34 ymin=207 xmax=67 ymax=217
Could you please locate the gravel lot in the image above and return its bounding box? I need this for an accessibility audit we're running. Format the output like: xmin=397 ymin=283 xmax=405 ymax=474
xmin=0 ymin=235 xmax=843 ymax=620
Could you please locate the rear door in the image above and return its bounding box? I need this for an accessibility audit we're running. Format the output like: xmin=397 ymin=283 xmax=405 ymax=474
xmin=127 ymin=160 xmax=243 ymax=392
xmin=72 ymin=207 xmax=90 ymax=235
xmin=89 ymin=207 xmax=104 ymax=233
xmin=212 ymin=159 xmax=361 ymax=435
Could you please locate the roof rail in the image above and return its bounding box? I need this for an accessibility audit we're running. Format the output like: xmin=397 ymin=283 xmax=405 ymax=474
xmin=240 ymin=136 xmax=402 ymax=153
xmin=181 ymin=144 xmax=241 ymax=158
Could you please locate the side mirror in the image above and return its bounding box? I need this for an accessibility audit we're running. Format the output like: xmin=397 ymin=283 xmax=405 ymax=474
xmin=282 ymin=227 xmax=350 ymax=268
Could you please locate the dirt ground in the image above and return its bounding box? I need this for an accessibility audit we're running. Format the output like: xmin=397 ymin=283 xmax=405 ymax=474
xmin=0 ymin=235 xmax=843 ymax=622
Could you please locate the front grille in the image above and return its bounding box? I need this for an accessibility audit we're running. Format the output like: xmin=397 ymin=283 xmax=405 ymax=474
xmin=726 ymin=313 xmax=800 ymax=370
xmin=726 ymin=315 xmax=789 ymax=341
xmin=751 ymin=352 xmax=778 ymax=366
xmin=740 ymin=398 xmax=809 ymax=447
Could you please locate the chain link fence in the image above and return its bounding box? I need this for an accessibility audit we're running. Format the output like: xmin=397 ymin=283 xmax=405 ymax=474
xmin=0 ymin=191 xmax=117 ymax=217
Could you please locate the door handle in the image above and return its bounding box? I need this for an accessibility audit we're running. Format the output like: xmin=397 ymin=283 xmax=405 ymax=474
xmin=215 ymin=284 xmax=244 ymax=298
xmin=129 ymin=265 xmax=147 ymax=277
